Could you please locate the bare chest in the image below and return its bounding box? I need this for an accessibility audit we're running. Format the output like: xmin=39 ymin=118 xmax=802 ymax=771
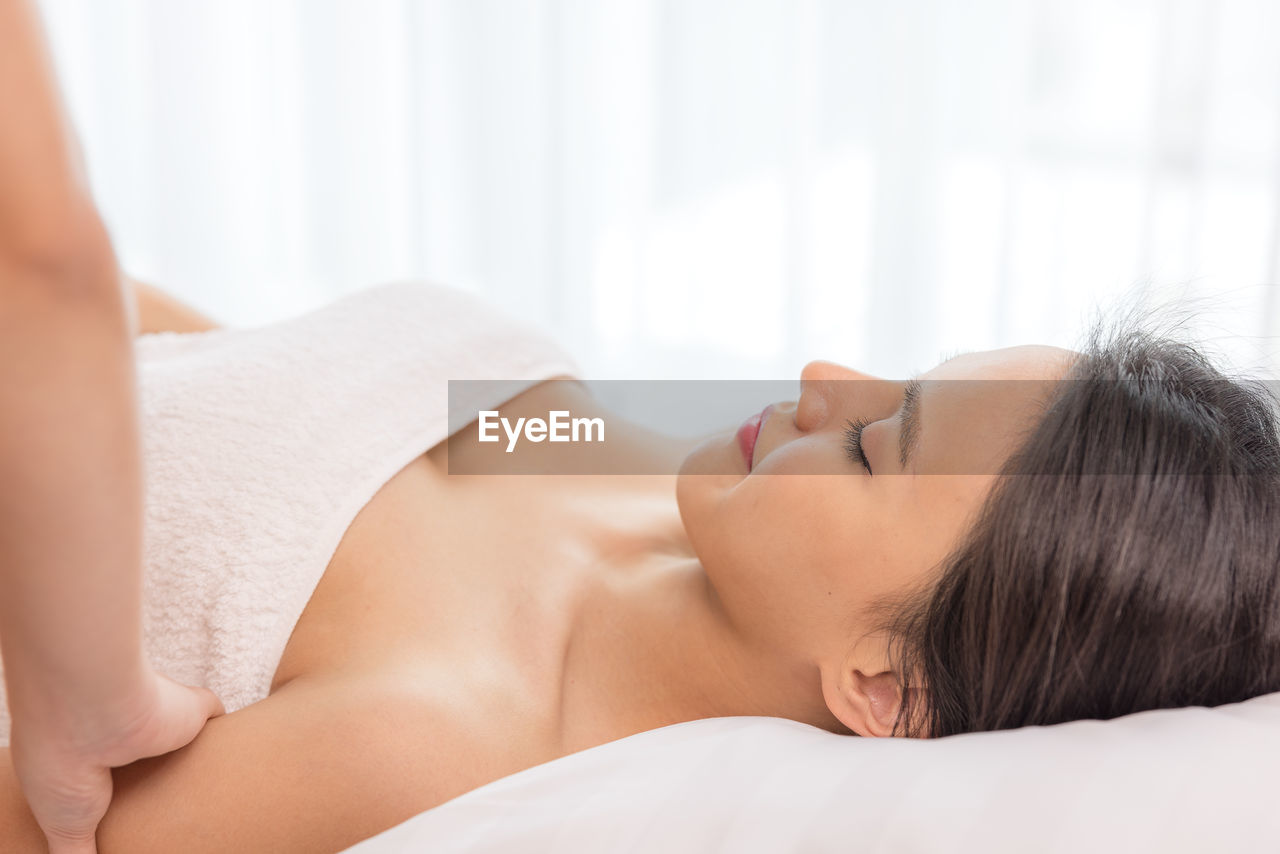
xmin=270 ymin=449 xmax=683 ymax=756
xmin=271 ymin=455 xmax=578 ymax=704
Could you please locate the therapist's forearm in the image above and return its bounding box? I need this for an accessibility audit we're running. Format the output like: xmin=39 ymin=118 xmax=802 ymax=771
xmin=0 ymin=252 xmax=153 ymax=740
xmin=0 ymin=0 xmax=98 ymax=263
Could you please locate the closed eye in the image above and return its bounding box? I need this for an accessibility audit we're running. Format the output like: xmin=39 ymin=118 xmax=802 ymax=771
xmin=843 ymin=418 xmax=872 ymax=475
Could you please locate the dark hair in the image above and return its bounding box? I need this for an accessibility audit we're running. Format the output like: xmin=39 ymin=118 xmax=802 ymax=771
xmin=883 ymin=318 xmax=1280 ymax=737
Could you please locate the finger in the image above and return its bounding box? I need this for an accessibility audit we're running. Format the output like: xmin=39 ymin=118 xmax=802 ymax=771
xmin=152 ymin=671 xmax=222 ymax=715
xmin=174 ymin=681 xmax=224 ymax=724
xmin=44 ymin=830 xmax=99 ymax=854
xmin=198 ymin=685 xmax=227 ymax=719
xmin=132 ymin=678 xmax=225 ymax=759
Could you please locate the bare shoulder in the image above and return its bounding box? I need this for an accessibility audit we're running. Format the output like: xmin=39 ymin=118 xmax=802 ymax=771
xmin=1 ymin=676 xmax=497 ymax=853
xmin=128 ymin=275 xmax=222 ymax=335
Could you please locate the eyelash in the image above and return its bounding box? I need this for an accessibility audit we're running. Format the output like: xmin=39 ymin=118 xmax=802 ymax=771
xmin=843 ymin=418 xmax=873 ymax=475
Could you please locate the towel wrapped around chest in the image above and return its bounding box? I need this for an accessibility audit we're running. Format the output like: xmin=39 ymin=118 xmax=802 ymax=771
xmin=0 ymin=281 xmax=580 ymax=746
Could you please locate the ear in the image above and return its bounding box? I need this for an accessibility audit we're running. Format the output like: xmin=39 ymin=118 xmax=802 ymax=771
xmin=821 ymin=664 xmax=904 ymax=738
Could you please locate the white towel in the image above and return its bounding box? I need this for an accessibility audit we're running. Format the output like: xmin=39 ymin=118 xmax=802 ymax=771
xmin=0 ymin=281 xmax=580 ymax=746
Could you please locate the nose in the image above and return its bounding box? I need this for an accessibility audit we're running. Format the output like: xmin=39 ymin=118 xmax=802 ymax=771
xmin=800 ymin=360 xmax=865 ymax=384
xmin=796 ymin=360 xmax=880 ymax=431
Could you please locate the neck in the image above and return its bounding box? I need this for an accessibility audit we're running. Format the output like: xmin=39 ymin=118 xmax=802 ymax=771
xmin=558 ymin=545 xmax=850 ymax=754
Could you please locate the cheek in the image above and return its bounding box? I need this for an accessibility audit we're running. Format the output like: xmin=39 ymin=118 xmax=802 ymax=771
xmin=682 ymin=470 xmax=870 ymax=641
xmin=834 ymin=480 xmax=991 ymax=613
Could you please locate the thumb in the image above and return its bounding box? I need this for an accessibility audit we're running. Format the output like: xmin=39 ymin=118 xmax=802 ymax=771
xmin=108 ymin=675 xmax=226 ymax=765
xmin=193 ymin=684 xmax=227 ymax=720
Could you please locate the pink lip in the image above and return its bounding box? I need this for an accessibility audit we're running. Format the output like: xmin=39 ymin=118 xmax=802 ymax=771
xmin=736 ymin=404 xmax=773 ymax=471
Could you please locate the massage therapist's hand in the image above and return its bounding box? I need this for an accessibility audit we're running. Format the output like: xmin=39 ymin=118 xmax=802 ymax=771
xmin=8 ymin=669 xmax=225 ymax=854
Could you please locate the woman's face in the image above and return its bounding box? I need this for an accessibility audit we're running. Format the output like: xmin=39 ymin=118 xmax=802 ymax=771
xmin=676 ymin=345 xmax=1075 ymax=727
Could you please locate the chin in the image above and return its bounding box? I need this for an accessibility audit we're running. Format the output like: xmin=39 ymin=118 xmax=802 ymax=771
xmin=675 ymin=432 xmax=743 ymax=555
xmin=676 ymin=435 xmax=714 ymax=479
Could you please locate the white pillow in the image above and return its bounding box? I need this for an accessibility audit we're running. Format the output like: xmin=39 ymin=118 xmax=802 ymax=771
xmin=341 ymin=692 xmax=1280 ymax=853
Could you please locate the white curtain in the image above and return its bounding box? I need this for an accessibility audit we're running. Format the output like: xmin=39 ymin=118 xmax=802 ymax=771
xmin=38 ymin=0 xmax=1280 ymax=379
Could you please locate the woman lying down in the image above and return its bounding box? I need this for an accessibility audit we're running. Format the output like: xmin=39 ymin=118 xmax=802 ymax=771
xmin=3 ymin=275 xmax=1280 ymax=852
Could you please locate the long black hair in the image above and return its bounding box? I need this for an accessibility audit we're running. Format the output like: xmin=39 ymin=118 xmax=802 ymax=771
xmin=882 ymin=317 xmax=1280 ymax=737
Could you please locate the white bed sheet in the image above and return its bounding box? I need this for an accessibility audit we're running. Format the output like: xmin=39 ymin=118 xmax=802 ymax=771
xmin=341 ymin=691 xmax=1280 ymax=853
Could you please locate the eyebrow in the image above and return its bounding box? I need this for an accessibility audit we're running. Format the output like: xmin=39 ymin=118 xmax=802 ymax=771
xmin=898 ymin=378 xmax=924 ymax=472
